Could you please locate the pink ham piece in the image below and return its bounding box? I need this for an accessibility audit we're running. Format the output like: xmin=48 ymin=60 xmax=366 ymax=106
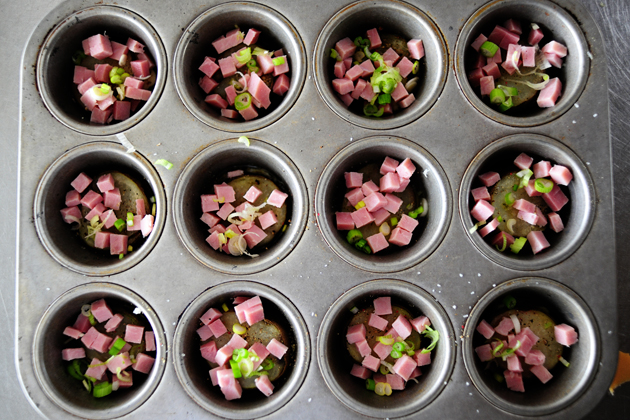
xmin=243 ymin=28 xmax=261 ymax=46
xmin=542 ymin=40 xmax=568 ymax=57
xmin=109 ymin=234 xmax=128 ymax=255
xmin=392 ymin=354 xmax=417 ymax=381
xmin=130 ymin=60 xmax=150 ymax=78
xmin=255 ymin=374 xmax=275 ymax=397
xmin=359 ymin=60 xmax=375 ymax=78
xmin=407 ymin=38 xmax=424 ymax=60
xmin=339 ymin=93 xmax=353 ymax=107
xmin=513 ymin=199 xmax=536 ymax=214
xmin=479 ymin=171 xmax=500 ymax=187
xmin=81 ymin=326 xmax=99 ymax=349
xmin=382 ymin=48 xmax=400 ymax=66
xmin=345 ymin=64 xmax=364 ymax=82
xmin=368 ymin=313 xmax=388 ymax=331
xmin=480 ymin=75 xmax=495 ymax=96
xmin=504 ymin=370 xmax=525 ymax=392
xmin=528 ymin=27 xmax=544 ymax=45
xmin=200 ymin=341 xmax=218 ymax=363
xmin=470 ymin=200 xmax=495 ymax=222
xmin=334 ymin=60 xmax=346 ymax=79
xmin=396 ymin=56 xmax=414 ymax=78
xmin=514 ymin=153 xmax=534 ymax=170
xmin=214 ymin=184 xmax=236 ymax=203
xmin=107 ymin=352 xmax=132 ymax=374
xmin=533 ymin=160 xmax=552 ymax=178
xmin=85 ymin=358 xmax=108 ymax=381
xmin=495 ymin=317 xmax=515 ymax=336
xmin=386 ymin=374 xmax=405 ymax=391
xmin=63 ymin=326 xmax=84 ymax=340
xmin=73 ymin=314 xmax=92 ymax=333
xmin=199 ymin=76 xmax=219 ymax=94
xmin=389 ymin=227 xmax=412 ymax=246
xmin=398 ymin=214 xmax=419 ymax=233
xmin=475 ymin=344 xmax=494 ymax=362
xmin=473 ymin=53 xmax=487 ymax=69
xmin=471 ymin=34 xmax=488 ymax=52
xmin=205 ymin=94 xmax=228 ymax=109
xmin=347 ymin=323 xmax=366 ymax=344
xmin=94 ymin=64 xmax=113 ymax=83
xmin=332 ymin=78 xmax=354 ymax=95
xmin=267 ymin=189 xmax=288 ymax=207
xmin=530 ymin=364 xmax=553 ymax=384
xmin=554 ymin=323 xmax=578 ymax=347
xmin=548 ymin=212 xmax=564 ymax=233
xmin=87 ymin=35 xmax=113 ymax=60
xmin=482 ymin=62 xmax=501 ymax=80
xmin=71 ymin=172 xmax=92 ymax=193
xmin=62 ymin=347 xmax=86 ymax=361
xmin=344 ymin=172 xmax=363 ymax=188
xmin=112 ymin=101 xmax=131 ymax=121
xmin=141 ymin=215 xmax=154 ymax=237
xmin=197 ymin=325 xmax=213 ymax=341
xmin=273 ymin=73 xmax=290 ymax=96
xmin=504 ymin=19 xmax=522 ymax=34
xmin=384 ymin=193 xmax=403 ymax=214
xmin=549 ymin=165 xmax=572 ymax=186
xmin=336 ymin=212 xmax=354 ymax=231
xmin=85 ymin=203 xmax=105 ymax=222
xmin=500 ymin=31 xmax=521 ymax=51
xmin=66 ymin=190 xmax=81 ymax=207
xmin=61 ymin=206 xmax=82 ymax=224
xmin=392 ymin=315 xmax=413 ymax=339
xmin=373 ymin=342 xmax=392 ymax=360
xmin=335 ymin=37 xmax=356 ymax=59
xmin=90 ymin=107 xmax=113 ymax=125
xmin=133 ymin=353 xmax=155 ymax=374
xmin=126 ymin=86 xmax=151 ymax=101
xmin=373 ymin=297 xmax=392 ymax=316
xmin=380 ymin=157 xmax=399 ymax=174
xmin=208 ymin=318 xmax=228 ymax=338
xmin=199 ymin=57 xmax=220 ymax=78
xmin=73 ymin=66 xmax=93 ymax=84
xmin=258 ymin=210 xmax=278 ymax=230
xmin=200 ymin=307 xmax=222 ymax=325
xmin=527 ymin=230 xmax=550 ymax=254
xmin=351 ymin=207 xmax=374 ymax=228
xmin=91 ymin=331 xmax=113 ymax=353
xmin=371 ymin=208 xmax=390 ymax=226
xmin=507 ymin=354 xmax=523 ymax=372
xmin=91 ymin=299 xmax=113 ymax=323
xmin=125 ymin=325 xmax=144 ymax=344
xmin=201 ymin=213 xmax=220 ymax=228
xmin=366 ymin=233 xmax=389 ymax=253
xmin=103 ymin=188 xmax=121 ymax=210
xmin=391 ymin=82 xmax=409 ymax=102
xmin=363 ymin=192 xmax=388 ymax=212
xmin=243 ymin=185 xmax=263 ymax=203
xmin=522 ymin=46 xmax=536 ymax=67
xmin=399 ymin=94 xmax=416 ymax=109
xmin=471 ymin=186 xmax=491 ymax=202
xmin=396 ymin=158 xmax=416 ymax=179
xmin=367 ymin=28 xmax=382 ymax=49
xmin=414 ymin=351 xmax=431 ymax=366
xmin=525 ymin=349 xmax=546 ymax=366
xmin=476 ymin=319 xmax=495 ymax=339
xmin=525 ymin=179 xmax=543 ymax=197
xmin=351 ymin=364 xmax=372 ymax=379
xmin=411 ymin=316 xmax=430 ymax=333
xmin=267 ymin=338 xmax=288 ymax=359
xmin=468 ymin=68 xmax=485 ymax=87
xmin=362 ymin=180 xmax=379 ymax=196
xmin=362 ymin=354 xmax=381 ymax=372
xmin=345 ymin=187 xmax=364 ymax=207
xmin=537 ymin=77 xmax=562 ymax=108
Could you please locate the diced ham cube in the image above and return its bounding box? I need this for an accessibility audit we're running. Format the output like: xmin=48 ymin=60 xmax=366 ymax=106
xmin=504 ymin=19 xmax=522 ymax=34
xmin=527 ymin=230 xmax=550 ymax=254
xmin=475 ymin=344 xmax=494 ymax=362
xmin=554 ymin=323 xmax=578 ymax=347
xmin=345 ymin=64 xmax=363 ymax=82
xmin=482 ymin=62 xmax=502 ymax=80
xmin=471 ymin=186 xmax=491 ymax=202
xmin=124 ymin=77 xmax=144 ymax=89
xmin=63 ymin=326 xmax=84 ymax=340
xmin=112 ymin=101 xmax=131 ymax=121
xmin=125 ymin=38 xmax=144 ymax=54
xmin=71 ymin=172 xmax=92 ymax=193
xmin=208 ymin=318 xmax=228 ymax=338
xmin=361 ymin=181 xmax=379 ymax=196
xmin=479 ymin=172 xmax=501 ymax=187
xmin=398 ymin=214 xmax=419 ymax=233
xmin=347 ymin=323 xmax=366 ymax=344
xmin=351 ymin=78 xmax=367 ymax=100
xmin=396 ymin=57 xmax=414 ymax=78
xmin=366 ymin=232 xmax=389 ymax=253
xmin=392 ymin=315 xmax=413 ymax=339
xmin=398 ymin=94 xmax=416 ymax=109
xmin=528 ymin=27 xmax=544 ymax=45
xmin=199 ymin=76 xmax=219 ymax=94
xmin=216 ymin=203 xmax=234 ymax=221
xmin=351 ymin=207 xmax=374 ymax=228
xmin=109 ymin=234 xmax=128 ymax=255
xmin=125 ymin=325 xmax=144 ymax=344
xmin=389 ymin=227 xmax=412 ymax=246
xmin=350 ymin=363 xmax=372 ymax=379
xmin=414 ymin=351 xmax=431 ymax=366
xmin=258 ymin=210 xmax=278 ymax=230
xmin=495 ymin=317 xmax=514 ymax=336
xmin=392 ymin=354 xmax=417 ymax=381
xmin=513 ymin=199 xmax=536 ymax=214
xmin=201 ymin=194 xmax=220 ymax=213
xmin=267 ymin=189 xmax=288 ymax=207
xmin=73 ymin=314 xmax=92 ymax=333
xmin=471 ymin=34 xmax=488 ymax=51
xmin=383 ymin=193 xmax=403 ymax=214
xmin=530 ymin=364 xmax=553 ymax=384
xmin=537 ymin=77 xmax=562 ymax=108
xmin=476 ymin=320 xmax=495 ymax=339
xmin=79 ymin=191 xmax=102 ymax=210
xmin=468 ymin=67 xmax=485 ymax=87
xmin=410 ymin=316 xmax=430 ymax=334
xmin=524 ymin=349 xmax=546 ymax=366
xmin=373 ymin=342 xmax=392 ymax=361
xmin=200 ymin=340 xmax=218 ymax=362
xmin=542 ymin=40 xmax=568 ymax=57
xmin=548 ymin=212 xmax=564 ymax=233
xmin=504 ymin=370 xmax=524 ymax=392
xmin=335 ymin=37 xmax=356 ymax=59
xmin=62 ymin=347 xmax=86 ymax=361
xmin=273 ymin=73 xmax=290 ymax=96
xmin=373 ymin=207 xmax=390 ymax=228
xmin=524 ymin=179 xmax=543 ymax=197
xmin=243 ymin=225 xmax=267 ymax=248
xmin=93 ymin=63 xmax=113 ymax=83
xmin=500 ymin=31 xmax=521 ymax=50
xmin=199 ymin=57 xmax=220 ymax=78
xmin=103 ymin=188 xmax=121 ymax=210
xmin=367 ymin=28 xmax=382 ymax=49
xmin=363 ymin=192 xmax=388 ymax=212
xmin=91 ymin=299 xmax=113 ymax=323
xmin=521 ymin=46 xmax=536 ymax=67
xmin=93 ymin=231 xmax=110 ymax=250
xmin=373 ymin=297 xmax=392 ymax=315
xmin=200 ymin=307 xmax=222 ymax=325
xmin=243 ymin=28 xmax=261 ymax=46
xmin=362 ymin=354 xmax=381 ymax=372
xmin=391 ymin=82 xmax=409 ymax=103
xmin=471 ymin=200 xmax=495 ymax=222
xmin=396 ymin=158 xmax=416 ymax=179
xmin=65 ymin=190 xmax=81 ymax=207
xmin=332 ymin=78 xmax=354 ymax=95
xmin=205 ymin=94 xmax=228 ymax=109
xmin=359 ymin=59 xmax=375 ymax=77
xmin=61 ymin=206 xmax=82 ymax=224
xmin=514 ymin=153 xmax=534 ymax=170
xmin=360 ymin=83 xmax=376 ymax=102
xmin=368 ymin=313 xmax=389 ymax=331
xmin=480 ymin=75 xmax=495 ymax=96
xmin=549 ymin=165 xmax=573 ymax=186
xmin=474 ymin=52 xmax=487 ymax=69
xmin=257 ymin=53 xmax=275 ymax=74
xmin=334 ymin=60 xmax=346 ymax=79
xmin=267 ymin=338 xmax=288 ymax=359
xmin=126 ymin=86 xmax=151 ymax=101
xmin=542 ymin=184 xmax=569 ymax=211
xmin=133 ymin=353 xmax=155 ymax=374
xmin=406 ymin=38 xmax=424 ymax=60
xmin=243 ymin=186 xmax=263 ymax=203
xmin=345 ymin=172 xmax=363 ymax=188
xmin=533 ymin=161 xmax=552 ymax=178
xmin=84 ymin=357 xmax=107 ymax=380
xmin=255 ymin=374 xmax=275 ymax=397
xmin=336 ymin=212 xmax=355 ymax=230
xmin=87 ymin=35 xmax=113 ymax=60
xmin=507 ymin=354 xmax=523 ymax=372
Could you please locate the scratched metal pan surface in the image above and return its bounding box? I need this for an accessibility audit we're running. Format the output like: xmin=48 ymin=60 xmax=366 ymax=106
xmin=16 ymin=0 xmax=616 ymax=419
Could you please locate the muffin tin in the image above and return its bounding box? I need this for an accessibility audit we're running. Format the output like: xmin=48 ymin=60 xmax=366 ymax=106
xmin=17 ymin=0 xmax=616 ymax=419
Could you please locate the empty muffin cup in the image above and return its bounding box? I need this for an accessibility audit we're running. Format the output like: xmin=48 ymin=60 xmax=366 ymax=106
xmin=318 ymin=279 xmax=455 ymax=418
xmin=32 ymin=282 xmax=166 ymax=420
xmin=463 ymin=277 xmax=599 ymax=416
xmin=459 ymin=134 xmax=594 ymax=271
xmin=454 ymin=0 xmax=589 ymax=126
xmin=173 ymin=2 xmax=307 ymax=132
xmin=313 ymin=0 xmax=448 ymax=130
xmin=173 ymin=281 xmax=310 ymax=419
xmin=36 ymin=5 xmax=167 ymax=135
xmin=172 ymin=138 xmax=308 ymax=274
xmin=315 ymin=136 xmax=451 ymax=273
xmin=33 ymin=141 xmax=166 ymax=276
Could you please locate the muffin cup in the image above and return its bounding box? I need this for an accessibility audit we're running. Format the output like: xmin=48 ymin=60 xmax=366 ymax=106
xmin=173 ymin=2 xmax=307 ymax=132
xmin=313 ymin=0 xmax=448 ymax=130
xmin=454 ymin=0 xmax=589 ymax=127
xmin=36 ymin=5 xmax=167 ymax=135
xmin=32 ymin=282 xmax=167 ymax=420
xmin=172 ymin=138 xmax=308 ymax=274
xmin=315 ymin=136 xmax=451 ymax=273
xmin=317 ymin=279 xmax=455 ymax=418
xmin=33 ymin=141 xmax=166 ymax=276
xmin=459 ymin=134 xmax=595 ymax=270
xmin=462 ymin=277 xmax=599 ymax=415
xmin=172 ymin=281 xmax=310 ymax=419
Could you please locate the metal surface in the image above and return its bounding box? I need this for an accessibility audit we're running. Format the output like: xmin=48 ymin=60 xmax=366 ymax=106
xmin=3 ymin=0 xmax=626 ymax=420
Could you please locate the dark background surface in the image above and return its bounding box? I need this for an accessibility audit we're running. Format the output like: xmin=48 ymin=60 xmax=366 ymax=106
xmin=0 ymin=0 xmax=627 ymax=418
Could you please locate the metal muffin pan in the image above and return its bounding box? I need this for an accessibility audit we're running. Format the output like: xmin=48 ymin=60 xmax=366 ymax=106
xmin=16 ymin=0 xmax=616 ymax=419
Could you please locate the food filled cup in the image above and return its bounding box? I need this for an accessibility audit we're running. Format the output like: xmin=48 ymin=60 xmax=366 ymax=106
xmin=315 ymin=136 xmax=451 ymax=273
xmin=32 ymin=282 xmax=166 ymax=420
xmin=463 ymin=277 xmax=599 ymax=415
xmin=459 ymin=133 xmax=594 ymax=270
xmin=318 ymin=279 xmax=455 ymax=418
xmin=313 ymin=0 xmax=448 ymax=130
xmin=36 ymin=5 xmax=167 ymax=135
xmin=454 ymin=0 xmax=589 ymax=126
xmin=173 ymin=2 xmax=307 ymax=132
xmin=33 ymin=141 xmax=166 ymax=276
xmin=172 ymin=281 xmax=310 ymax=419
xmin=172 ymin=138 xmax=308 ymax=274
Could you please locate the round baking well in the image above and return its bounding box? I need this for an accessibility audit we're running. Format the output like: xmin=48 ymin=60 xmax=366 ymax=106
xmin=459 ymin=134 xmax=594 ymax=271
xmin=315 ymin=136 xmax=451 ymax=273
xmin=33 ymin=141 xmax=166 ymax=276
xmin=462 ymin=277 xmax=599 ymax=416
xmin=318 ymin=279 xmax=455 ymax=418
xmin=172 ymin=138 xmax=308 ymax=274
xmin=32 ymin=283 xmax=166 ymax=420
xmin=173 ymin=2 xmax=307 ymax=132
xmin=36 ymin=5 xmax=167 ymax=135
xmin=454 ymin=0 xmax=589 ymax=127
xmin=313 ymin=0 xmax=448 ymax=130
xmin=173 ymin=281 xmax=310 ymax=419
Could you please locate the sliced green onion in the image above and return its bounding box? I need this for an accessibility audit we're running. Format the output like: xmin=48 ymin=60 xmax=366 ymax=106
xmin=99 ymin=84 xmax=111 ymax=95
xmin=421 ymin=325 xmax=440 ymax=353
xmin=558 ymin=356 xmax=570 ymax=367
xmin=516 ymin=168 xmax=534 ymax=188
xmin=494 ymin=373 xmax=505 ymax=383
xmin=534 ymin=178 xmax=554 ymax=193
xmin=350 ymin=306 xmax=359 ymax=314
xmin=262 ymin=359 xmax=274 ymax=371
xmin=116 ymin=67 xmax=125 ymax=75
xmin=409 ymin=206 xmax=423 ymax=219
xmin=110 ymin=75 xmax=122 ymax=85
xmin=72 ymin=50 xmax=86 ymax=65
xmin=390 ymin=217 xmax=398 ymax=227
xmin=235 ymin=47 xmax=252 ymax=65
xmin=234 ymin=91 xmax=252 ymax=110
xmin=354 ymin=200 xmax=366 ymax=210
xmin=233 ymin=348 xmax=248 ymax=362
xmin=109 ymin=338 xmax=127 ymax=356
xmin=67 ymin=360 xmax=84 ymax=380
xmin=412 ymin=61 xmax=419 ymax=74
xmin=390 ymin=349 xmax=402 ymax=359
xmin=233 ymin=323 xmax=246 ymax=335
xmin=492 ymin=340 xmax=504 ymax=356
xmin=505 ymin=192 xmax=515 ymax=206
xmin=503 ymin=295 xmax=517 ymax=309
xmin=489 ymin=88 xmax=506 ymax=105
xmin=393 ymin=342 xmax=405 ymax=352
xmin=498 ymin=96 xmax=514 ymax=112
xmin=346 ymin=229 xmax=363 ymax=245
xmin=230 ymin=359 xmax=242 ymax=378
xmin=88 ymin=313 xmax=97 ymax=325
xmin=155 ymin=159 xmax=173 ymax=170
xmin=480 ymin=41 xmax=499 ymax=58
xmin=330 ymin=48 xmax=340 ymax=60
xmin=543 ymin=321 xmax=553 ymax=329
xmin=126 ymin=212 xmax=134 ymax=227
xmin=116 ymin=367 xmax=132 ymax=383
xmin=510 ymin=237 xmax=527 ymax=254
xmin=495 ymin=234 xmax=508 ymax=252
xmin=225 ymin=229 xmax=236 ymax=239
xmin=359 ymin=244 xmax=371 ymax=254
xmin=377 ymin=335 xmax=395 ymax=346
xmin=119 ymin=253 xmax=124 ymax=259
xmin=82 ymin=379 xmax=92 ymax=392
xmin=378 ymin=93 xmax=391 ymax=104
xmin=497 ymin=84 xmax=518 ymax=97
xmin=222 ymin=303 xmax=229 ymax=312
xmin=366 ymin=378 xmax=376 ymax=391
xmin=497 ymin=216 xmax=503 ymax=222
xmin=127 ymin=245 xmax=133 ymax=252
xmin=374 ymin=382 xmax=392 ymax=396
xmin=93 ymin=381 xmax=112 ymax=398
xmin=405 ymin=340 xmax=415 ymax=351
xmin=272 ymin=57 xmax=285 ymax=66
xmin=151 ymin=203 xmax=156 ymax=216
xmin=363 ymin=103 xmax=380 ymax=117
xmin=379 ymin=364 xmax=389 ymax=375
xmin=512 ymin=184 xmax=519 ymax=191
xmin=500 ymin=340 xmax=521 ymax=361
xmin=469 ymin=220 xmax=486 ymax=234
xmin=238 ymin=358 xmax=254 ymax=377
xmin=113 ymin=218 xmax=125 ymax=232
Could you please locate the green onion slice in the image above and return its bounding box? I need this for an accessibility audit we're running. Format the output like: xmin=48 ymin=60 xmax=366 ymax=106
xmin=498 ymin=96 xmax=514 ymax=112
xmin=504 ymin=192 xmax=515 ymax=206
xmin=495 ymin=234 xmax=508 ymax=252
xmin=516 ymin=168 xmax=534 ymax=188
xmin=230 ymin=359 xmax=242 ymax=378
xmin=72 ymin=50 xmax=86 ymax=65
xmin=235 ymin=47 xmax=252 ymax=64
xmin=393 ymin=342 xmax=405 ymax=352
xmin=510 ymin=237 xmax=527 ymax=254
xmin=558 ymin=356 xmax=570 ymax=367
xmin=480 ymin=41 xmax=499 ymax=58
xmin=412 ymin=61 xmax=419 ymax=74
xmin=108 ymin=338 xmax=127 ymax=356
xmin=222 ymin=303 xmax=229 ymax=312
xmin=489 ymin=88 xmax=506 ymax=105
xmin=233 ymin=348 xmax=248 ymax=362
xmin=238 ymin=136 xmax=250 ymax=146
xmin=421 ymin=326 xmax=440 ymax=353
xmin=534 ymin=178 xmax=554 ymax=193
xmin=234 ymin=92 xmax=252 ymax=111
xmin=346 ymin=229 xmax=363 ymax=244
xmin=238 ymin=358 xmax=254 ymax=377
xmin=262 ymin=359 xmax=274 ymax=371
xmin=67 ymin=360 xmax=85 ymax=380
xmin=376 ymin=335 xmax=395 ymax=346
xmin=233 ymin=323 xmax=247 ymax=335
xmin=503 ymin=294 xmax=517 ymax=309
xmin=543 ymin=321 xmax=553 ymax=329
xmin=390 ymin=349 xmax=402 ymax=359
xmin=155 ymin=159 xmax=173 ymax=170
xmin=390 ymin=217 xmax=398 ymax=227
xmin=272 ymin=56 xmax=285 ymax=66
xmin=350 ymin=306 xmax=359 ymax=314
xmin=366 ymin=378 xmax=376 ymax=391
xmin=93 ymin=381 xmax=113 ymax=398
xmin=113 ymin=218 xmax=125 ymax=232
xmin=497 ymin=84 xmax=518 ymax=97
xmin=378 ymin=93 xmax=391 ymax=104
xmin=492 ymin=339 xmax=504 ymax=356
